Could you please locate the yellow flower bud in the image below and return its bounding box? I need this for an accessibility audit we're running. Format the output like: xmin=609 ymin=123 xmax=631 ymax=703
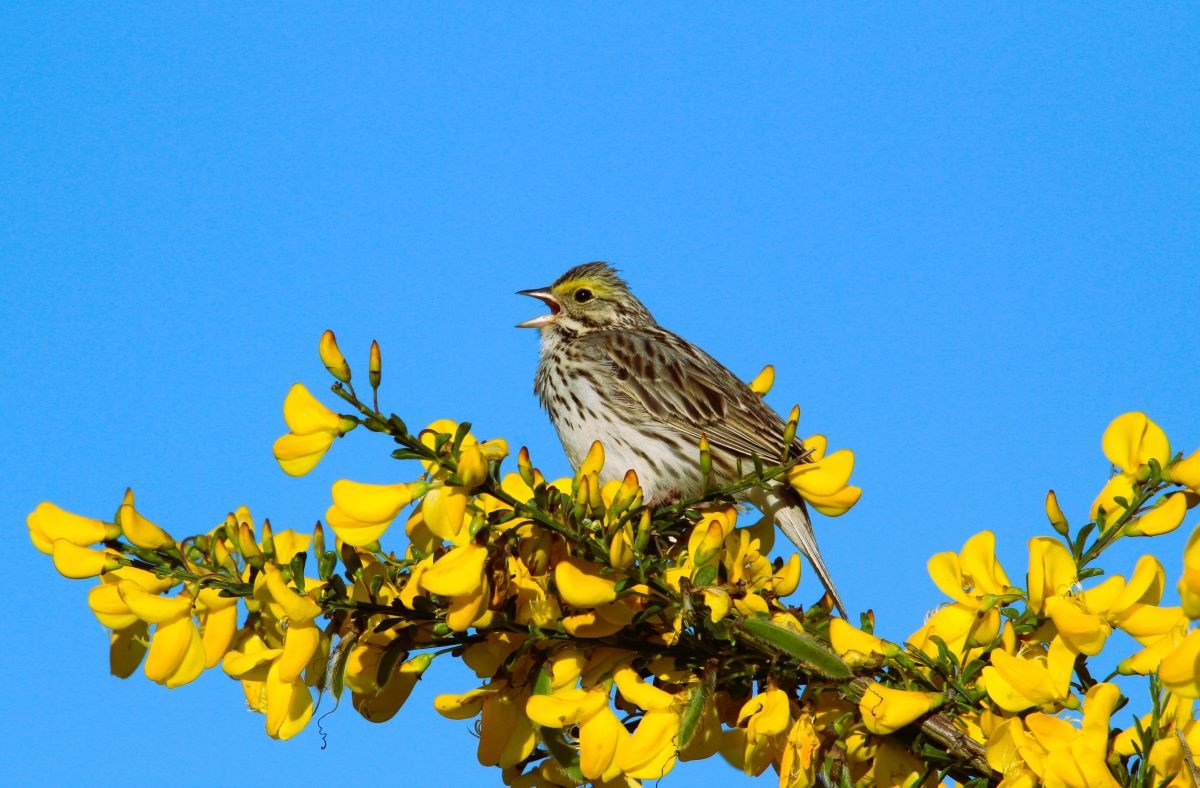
xmin=858 ymin=683 xmax=942 ymax=735
xmin=238 ymin=522 xmax=262 ymax=561
xmin=118 ymin=488 xmax=174 ymax=550
xmin=782 ymin=405 xmax=800 ymax=456
xmin=1045 ymin=490 xmax=1069 ymax=536
xmin=319 ymin=329 xmax=351 ymax=383
xmin=578 ymin=440 xmax=605 ymax=479
xmin=609 ymin=469 xmax=643 ymax=517
xmin=368 ymin=339 xmax=382 ymax=389
xmin=517 ymin=446 xmax=535 ymax=487
xmin=608 ymin=524 xmax=635 ymax=570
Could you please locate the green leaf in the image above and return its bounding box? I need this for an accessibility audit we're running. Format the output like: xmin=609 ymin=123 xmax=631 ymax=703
xmin=677 ymin=674 xmax=714 ymax=751
xmin=529 ymin=665 xmax=585 ymax=781
xmin=391 ymin=448 xmax=427 ymax=461
xmin=376 ymin=638 xmax=409 ymax=688
xmin=1072 ymin=521 xmax=1096 ymax=557
xmin=327 ymin=632 xmax=358 ymax=702
xmin=452 ymin=421 xmax=473 ymax=452
xmin=289 ymin=552 xmax=307 ymax=591
xmin=741 ymin=617 xmax=850 ymax=679
xmin=693 ymin=565 xmax=718 ymax=587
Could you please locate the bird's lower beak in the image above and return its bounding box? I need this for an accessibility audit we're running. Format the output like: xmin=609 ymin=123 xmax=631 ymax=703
xmin=516 ymin=288 xmax=561 ymax=328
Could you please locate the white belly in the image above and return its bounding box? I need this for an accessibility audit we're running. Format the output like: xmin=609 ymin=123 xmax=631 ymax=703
xmin=549 ymin=374 xmax=705 ymax=499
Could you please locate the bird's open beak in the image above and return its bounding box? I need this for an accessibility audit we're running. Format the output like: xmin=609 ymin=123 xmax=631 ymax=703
xmin=516 ymin=288 xmax=561 ymax=328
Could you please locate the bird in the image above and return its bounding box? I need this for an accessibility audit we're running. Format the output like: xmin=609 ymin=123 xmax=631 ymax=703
xmin=517 ymin=261 xmax=846 ymax=616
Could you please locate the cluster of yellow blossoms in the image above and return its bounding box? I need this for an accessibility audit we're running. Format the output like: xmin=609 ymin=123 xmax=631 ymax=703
xmin=27 ymin=332 xmax=1200 ymax=786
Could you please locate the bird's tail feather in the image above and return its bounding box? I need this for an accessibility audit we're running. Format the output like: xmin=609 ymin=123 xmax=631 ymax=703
xmin=748 ymin=485 xmax=846 ymax=617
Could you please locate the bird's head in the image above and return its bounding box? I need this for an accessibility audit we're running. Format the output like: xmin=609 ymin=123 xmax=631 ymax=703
xmin=517 ymin=262 xmax=655 ymax=333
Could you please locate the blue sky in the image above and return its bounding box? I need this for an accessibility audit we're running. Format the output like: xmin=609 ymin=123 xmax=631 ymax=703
xmin=2 ymin=4 xmax=1197 ymax=784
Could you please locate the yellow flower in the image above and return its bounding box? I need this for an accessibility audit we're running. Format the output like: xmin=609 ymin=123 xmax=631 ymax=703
xmin=778 ymin=712 xmax=822 ymax=788
xmin=927 ymin=530 xmax=1012 ymax=608
xmin=982 ymin=636 xmax=1077 ymax=713
xmin=1182 ymin=522 xmax=1200 ymax=618
xmin=195 ymin=588 xmax=238 ymax=668
xmin=553 ymin=556 xmax=618 ymax=607
xmin=420 ymin=484 xmax=470 ymax=545
xmin=1092 ymin=412 xmax=1170 ymax=521
xmin=620 ymin=706 xmax=681 ymax=780
xmin=420 ymin=543 xmax=490 ymax=632
xmin=1117 ymin=623 xmax=1188 ymax=675
xmin=264 ymin=658 xmax=314 ymax=740
xmin=1171 ymin=447 xmax=1200 ymax=491
xmin=785 ymin=439 xmax=861 ymax=517
xmin=326 ymin=479 xmax=427 ymax=546
xmin=352 ymin=653 xmax=433 ymax=723
xmin=908 ymin=602 xmax=1003 ymax=658
xmin=1159 ymin=628 xmax=1200 ymax=698
xmin=858 ymin=683 xmax=942 ymax=735
xmin=462 ymin=632 xmax=527 ymax=679
xmin=723 ymin=688 xmax=792 ymax=775
xmin=1006 ymin=683 xmax=1122 ymax=787
xmin=526 ymin=685 xmax=625 ymax=780
xmin=1037 ymin=553 xmax=1176 ymax=656
xmin=748 ymin=364 xmax=774 ymax=395
xmin=829 ymin=618 xmax=900 ymax=667
xmin=51 ymin=540 xmax=121 ymax=579
xmin=612 ymin=664 xmax=674 ymax=711
xmin=457 ymin=443 xmax=488 ymax=489
xmin=869 ymin=738 xmax=936 ymax=787
xmin=1124 ymin=491 xmax=1188 ymax=537
xmin=272 ymin=383 xmax=356 ymax=477
xmin=577 ymin=440 xmax=605 ymax=479
xmin=1027 ymin=536 xmax=1078 ymax=615
xmin=114 ymin=583 xmax=206 ymax=689
xmin=27 ymin=502 xmax=119 ymax=554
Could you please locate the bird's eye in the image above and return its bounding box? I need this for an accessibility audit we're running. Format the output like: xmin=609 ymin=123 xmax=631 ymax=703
xmin=574 ymin=288 xmax=594 ymax=304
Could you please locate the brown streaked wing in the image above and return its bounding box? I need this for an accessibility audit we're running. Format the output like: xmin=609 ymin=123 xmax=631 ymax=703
xmin=576 ymin=327 xmax=791 ymax=462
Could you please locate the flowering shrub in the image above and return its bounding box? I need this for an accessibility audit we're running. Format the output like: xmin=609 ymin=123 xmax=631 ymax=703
xmin=28 ymin=331 xmax=1200 ymax=786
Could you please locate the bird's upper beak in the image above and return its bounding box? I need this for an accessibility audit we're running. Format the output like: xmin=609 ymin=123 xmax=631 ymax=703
xmin=516 ymin=287 xmax=561 ymax=328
